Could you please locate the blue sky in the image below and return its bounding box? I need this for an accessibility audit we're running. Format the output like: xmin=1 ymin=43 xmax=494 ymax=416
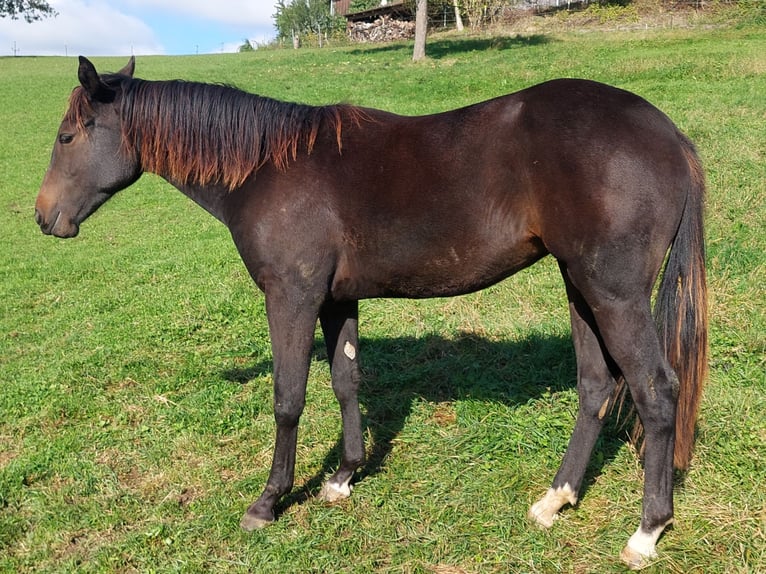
xmin=0 ymin=0 xmax=277 ymax=56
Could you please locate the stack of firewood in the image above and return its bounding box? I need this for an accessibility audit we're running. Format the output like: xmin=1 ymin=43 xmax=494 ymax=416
xmin=348 ymin=16 xmax=416 ymax=43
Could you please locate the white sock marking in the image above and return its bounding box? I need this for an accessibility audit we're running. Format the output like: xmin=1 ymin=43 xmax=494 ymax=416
xmin=318 ymin=476 xmax=353 ymax=502
xmin=620 ymin=521 xmax=671 ymax=570
xmin=528 ymin=483 xmax=578 ymax=528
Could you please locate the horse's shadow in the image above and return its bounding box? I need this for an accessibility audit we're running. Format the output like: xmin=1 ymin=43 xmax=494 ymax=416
xmin=223 ymin=331 xmax=628 ymax=517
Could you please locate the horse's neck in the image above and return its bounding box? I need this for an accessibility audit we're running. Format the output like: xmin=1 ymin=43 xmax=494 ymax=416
xmin=170 ymin=179 xmax=231 ymax=225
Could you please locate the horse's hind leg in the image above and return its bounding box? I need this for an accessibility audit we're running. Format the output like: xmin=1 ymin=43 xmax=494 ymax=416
xmin=317 ymin=300 xmax=365 ymax=502
xmin=566 ymin=268 xmax=677 ymax=569
xmin=529 ymin=267 xmax=619 ymax=527
xmin=594 ymin=300 xmax=677 ymax=569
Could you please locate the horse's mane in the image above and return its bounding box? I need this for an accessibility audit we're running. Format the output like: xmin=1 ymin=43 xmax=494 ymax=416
xmin=66 ymin=75 xmax=363 ymax=190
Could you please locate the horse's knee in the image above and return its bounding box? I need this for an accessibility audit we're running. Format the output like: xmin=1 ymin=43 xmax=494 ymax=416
xmin=273 ymin=398 xmax=304 ymax=428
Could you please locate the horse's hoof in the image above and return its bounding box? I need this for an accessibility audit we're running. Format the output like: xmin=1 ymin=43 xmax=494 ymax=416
xmin=527 ymin=485 xmax=576 ymax=529
xmin=317 ymin=480 xmax=352 ymax=502
xmin=527 ymin=504 xmax=556 ymax=529
xmin=619 ymin=545 xmax=655 ymax=571
xmin=240 ymin=510 xmax=274 ymax=531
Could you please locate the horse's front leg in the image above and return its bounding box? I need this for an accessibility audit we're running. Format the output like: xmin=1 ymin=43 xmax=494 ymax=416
xmin=317 ymin=300 xmax=364 ymax=502
xmin=240 ymin=288 xmax=321 ymax=531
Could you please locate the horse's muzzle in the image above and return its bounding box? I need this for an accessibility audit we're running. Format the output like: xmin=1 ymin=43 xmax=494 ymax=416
xmin=34 ymin=207 xmax=78 ymax=238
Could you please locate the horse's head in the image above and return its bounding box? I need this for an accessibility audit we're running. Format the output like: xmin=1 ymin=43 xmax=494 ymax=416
xmin=35 ymin=56 xmax=142 ymax=238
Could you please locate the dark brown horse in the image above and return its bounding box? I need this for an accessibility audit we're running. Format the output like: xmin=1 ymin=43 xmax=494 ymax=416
xmin=35 ymin=57 xmax=707 ymax=569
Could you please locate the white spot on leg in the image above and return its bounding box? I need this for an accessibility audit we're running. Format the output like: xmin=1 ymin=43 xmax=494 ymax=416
xmin=528 ymin=483 xmax=578 ymax=528
xmin=318 ymin=476 xmax=353 ymax=502
xmin=598 ymin=397 xmax=610 ymax=419
xmin=620 ymin=522 xmax=670 ymax=570
xmin=343 ymin=341 xmax=356 ymax=361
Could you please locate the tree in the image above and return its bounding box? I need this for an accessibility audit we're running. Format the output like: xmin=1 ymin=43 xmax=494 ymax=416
xmin=411 ymin=0 xmax=457 ymax=60
xmin=307 ymin=0 xmax=335 ymax=48
xmin=462 ymin=0 xmax=491 ymax=29
xmin=273 ymin=0 xmax=343 ymax=48
xmin=274 ymin=0 xmax=307 ymax=48
xmin=412 ymin=0 xmax=427 ymax=61
xmin=454 ymin=0 xmax=464 ymax=32
xmin=0 ymin=0 xmax=56 ymax=22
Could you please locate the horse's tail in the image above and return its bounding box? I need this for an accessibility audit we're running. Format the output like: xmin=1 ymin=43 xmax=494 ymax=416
xmin=617 ymin=133 xmax=708 ymax=469
xmin=661 ymin=134 xmax=708 ymax=469
xmin=628 ymin=133 xmax=708 ymax=470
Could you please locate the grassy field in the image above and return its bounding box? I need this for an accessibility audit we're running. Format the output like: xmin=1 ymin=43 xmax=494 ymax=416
xmin=1 ymin=14 xmax=765 ymax=574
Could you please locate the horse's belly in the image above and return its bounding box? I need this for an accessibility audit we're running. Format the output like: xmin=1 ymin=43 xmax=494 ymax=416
xmin=331 ymin=236 xmax=547 ymax=300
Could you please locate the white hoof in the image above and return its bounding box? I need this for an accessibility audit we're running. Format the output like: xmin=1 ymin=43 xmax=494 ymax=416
xmin=620 ymin=545 xmax=656 ymax=571
xmin=620 ymin=523 xmax=667 ymax=569
xmin=317 ymin=479 xmax=352 ymax=502
xmin=528 ymin=484 xmax=577 ymax=529
xmin=528 ymin=501 xmax=558 ymax=528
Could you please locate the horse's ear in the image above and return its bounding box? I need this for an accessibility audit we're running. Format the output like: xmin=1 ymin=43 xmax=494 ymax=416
xmin=77 ymin=56 xmax=115 ymax=103
xmin=118 ymin=55 xmax=135 ymax=78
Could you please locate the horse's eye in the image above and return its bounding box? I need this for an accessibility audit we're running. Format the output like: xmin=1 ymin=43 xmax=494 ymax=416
xmin=58 ymin=134 xmax=74 ymax=145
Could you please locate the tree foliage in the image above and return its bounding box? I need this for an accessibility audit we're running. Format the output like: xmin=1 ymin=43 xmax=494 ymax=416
xmin=0 ymin=0 xmax=56 ymax=22
xmin=273 ymin=0 xmax=344 ymax=46
xmin=350 ymin=0 xmax=380 ymax=11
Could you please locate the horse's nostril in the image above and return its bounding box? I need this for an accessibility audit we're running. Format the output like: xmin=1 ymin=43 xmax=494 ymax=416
xmin=34 ymin=208 xmax=43 ymax=226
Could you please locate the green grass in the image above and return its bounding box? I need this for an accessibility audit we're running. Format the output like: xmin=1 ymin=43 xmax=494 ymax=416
xmin=2 ymin=16 xmax=765 ymax=574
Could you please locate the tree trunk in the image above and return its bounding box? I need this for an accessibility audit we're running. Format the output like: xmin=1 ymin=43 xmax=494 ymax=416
xmin=454 ymin=0 xmax=464 ymax=32
xmin=413 ymin=0 xmax=427 ymax=61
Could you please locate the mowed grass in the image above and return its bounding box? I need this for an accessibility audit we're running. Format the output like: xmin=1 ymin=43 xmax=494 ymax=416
xmin=1 ymin=17 xmax=765 ymax=574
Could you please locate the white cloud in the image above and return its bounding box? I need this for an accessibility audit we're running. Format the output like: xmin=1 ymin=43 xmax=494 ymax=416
xmin=0 ymin=0 xmax=163 ymax=56
xmin=0 ymin=0 xmax=279 ymax=57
